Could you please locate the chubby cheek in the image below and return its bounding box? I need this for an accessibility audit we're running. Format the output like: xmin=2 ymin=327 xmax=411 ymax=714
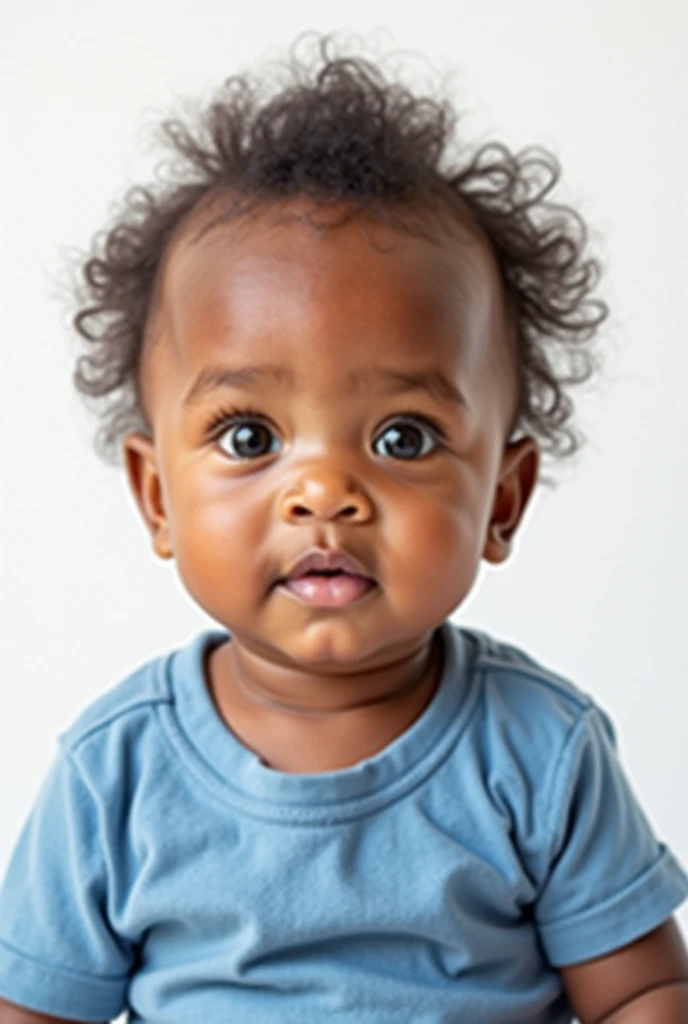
xmin=379 ymin=486 xmax=488 ymax=622
xmin=165 ymin=474 xmax=273 ymax=615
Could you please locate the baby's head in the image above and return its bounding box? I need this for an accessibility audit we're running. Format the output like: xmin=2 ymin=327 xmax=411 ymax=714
xmin=67 ymin=35 xmax=607 ymax=656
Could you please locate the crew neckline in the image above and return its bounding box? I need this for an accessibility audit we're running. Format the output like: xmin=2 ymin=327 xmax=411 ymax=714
xmin=159 ymin=620 xmax=479 ymax=823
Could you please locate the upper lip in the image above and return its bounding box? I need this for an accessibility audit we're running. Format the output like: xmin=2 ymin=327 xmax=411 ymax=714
xmin=280 ymin=548 xmax=375 ymax=581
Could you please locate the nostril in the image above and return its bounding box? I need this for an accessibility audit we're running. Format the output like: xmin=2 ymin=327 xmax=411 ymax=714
xmin=284 ymin=499 xmax=365 ymax=521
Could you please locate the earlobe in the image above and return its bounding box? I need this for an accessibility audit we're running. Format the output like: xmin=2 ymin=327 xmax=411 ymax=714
xmin=483 ymin=437 xmax=540 ymax=565
xmin=122 ymin=433 xmax=173 ymax=559
xmin=484 ymin=522 xmax=509 ymax=564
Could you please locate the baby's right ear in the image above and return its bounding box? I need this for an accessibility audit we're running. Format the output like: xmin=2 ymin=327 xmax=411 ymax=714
xmin=122 ymin=433 xmax=173 ymax=560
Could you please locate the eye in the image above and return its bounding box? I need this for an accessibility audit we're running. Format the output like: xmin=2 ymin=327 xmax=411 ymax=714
xmin=221 ymin=422 xmax=279 ymax=459
xmin=373 ymin=416 xmax=443 ymax=460
xmin=205 ymin=406 xmax=446 ymax=461
xmin=207 ymin=407 xmax=281 ymax=460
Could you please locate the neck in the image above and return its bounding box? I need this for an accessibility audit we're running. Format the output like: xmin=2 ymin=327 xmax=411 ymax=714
xmin=206 ymin=630 xmax=443 ymax=772
xmin=231 ymin=634 xmax=438 ymax=715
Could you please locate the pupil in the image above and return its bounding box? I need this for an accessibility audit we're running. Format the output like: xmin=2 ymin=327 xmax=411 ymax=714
xmin=384 ymin=424 xmax=421 ymax=458
xmin=234 ymin=423 xmax=270 ymax=457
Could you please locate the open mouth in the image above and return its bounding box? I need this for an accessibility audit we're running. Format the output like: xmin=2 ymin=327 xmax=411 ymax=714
xmin=302 ymin=569 xmax=346 ymax=576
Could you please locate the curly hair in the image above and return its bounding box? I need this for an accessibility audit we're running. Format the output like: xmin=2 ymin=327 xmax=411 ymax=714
xmin=66 ymin=32 xmax=608 ymax=477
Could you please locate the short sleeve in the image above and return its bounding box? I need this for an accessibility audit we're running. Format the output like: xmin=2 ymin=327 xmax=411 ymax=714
xmin=535 ymin=705 xmax=688 ymax=967
xmin=0 ymin=749 xmax=135 ymax=1020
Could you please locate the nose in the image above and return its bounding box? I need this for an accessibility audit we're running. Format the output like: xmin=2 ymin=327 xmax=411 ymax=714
xmin=279 ymin=466 xmax=373 ymax=524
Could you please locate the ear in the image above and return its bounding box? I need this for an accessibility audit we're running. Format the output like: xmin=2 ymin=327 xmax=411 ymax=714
xmin=122 ymin=433 xmax=173 ymax=559
xmin=482 ymin=437 xmax=540 ymax=565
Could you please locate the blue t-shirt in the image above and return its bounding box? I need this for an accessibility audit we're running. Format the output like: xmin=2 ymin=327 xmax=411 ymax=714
xmin=0 ymin=621 xmax=686 ymax=1023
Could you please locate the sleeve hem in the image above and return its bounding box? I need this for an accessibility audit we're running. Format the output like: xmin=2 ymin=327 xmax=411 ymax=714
xmin=0 ymin=935 xmax=127 ymax=1021
xmin=539 ymin=846 xmax=688 ymax=967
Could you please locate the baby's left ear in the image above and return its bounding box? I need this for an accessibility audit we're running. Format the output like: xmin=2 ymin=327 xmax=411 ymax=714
xmin=483 ymin=437 xmax=540 ymax=564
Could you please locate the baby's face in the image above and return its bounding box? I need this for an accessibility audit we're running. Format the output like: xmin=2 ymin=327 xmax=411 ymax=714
xmin=125 ymin=199 xmax=538 ymax=671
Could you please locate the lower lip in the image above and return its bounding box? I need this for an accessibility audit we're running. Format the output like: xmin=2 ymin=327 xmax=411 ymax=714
xmin=279 ymin=574 xmax=376 ymax=607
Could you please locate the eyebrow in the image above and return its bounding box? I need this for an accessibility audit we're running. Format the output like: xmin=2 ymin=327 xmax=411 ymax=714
xmin=182 ymin=362 xmax=467 ymax=408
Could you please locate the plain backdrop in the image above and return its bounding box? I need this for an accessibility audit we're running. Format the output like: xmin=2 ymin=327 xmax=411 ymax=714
xmin=2 ymin=0 xmax=687 ymax=966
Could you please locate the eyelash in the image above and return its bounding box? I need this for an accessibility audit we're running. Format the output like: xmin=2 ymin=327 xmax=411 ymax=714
xmin=203 ymin=404 xmax=449 ymax=448
xmin=204 ymin=404 xmax=272 ymax=439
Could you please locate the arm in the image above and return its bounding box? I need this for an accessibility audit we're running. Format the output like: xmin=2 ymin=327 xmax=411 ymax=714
xmin=0 ymin=755 xmax=133 ymax=1023
xmin=561 ymin=918 xmax=688 ymax=1023
xmin=0 ymin=997 xmax=107 ymax=1024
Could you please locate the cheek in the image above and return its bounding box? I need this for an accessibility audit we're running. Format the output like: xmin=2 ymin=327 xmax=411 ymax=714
xmin=381 ymin=485 xmax=488 ymax=600
xmin=166 ymin=474 xmax=270 ymax=588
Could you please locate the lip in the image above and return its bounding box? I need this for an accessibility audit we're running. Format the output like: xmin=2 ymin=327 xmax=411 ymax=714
xmin=278 ymin=573 xmax=377 ymax=607
xmin=279 ymin=547 xmax=375 ymax=583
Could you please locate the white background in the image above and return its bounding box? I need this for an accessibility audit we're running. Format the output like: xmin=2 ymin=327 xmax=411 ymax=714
xmin=2 ymin=0 xmax=687 ymax=982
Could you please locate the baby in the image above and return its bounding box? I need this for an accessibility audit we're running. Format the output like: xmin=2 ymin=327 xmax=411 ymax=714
xmin=1 ymin=33 xmax=687 ymax=1024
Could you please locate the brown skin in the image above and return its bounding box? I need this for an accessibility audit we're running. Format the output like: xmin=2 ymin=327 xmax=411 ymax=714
xmin=124 ymin=199 xmax=538 ymax=773
xmin=0 ymin=1004 xmax=104 ymax=1024
xmin=560 ymin=919 xmax=688 ymax=1022
xmin=3 ymin=199 xmax=685 ymax=1022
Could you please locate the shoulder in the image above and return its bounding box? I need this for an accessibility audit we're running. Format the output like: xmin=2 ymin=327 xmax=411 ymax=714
xmin=56 ymin=631 xmax=221 ymax=769
xmin=450 ymin=624 xmax=619 ymax=840
xmin=457 ymin=624 xmax=614 ymax=750
xmin=59 ymin=646 xmax=173 ymax=754
xmin=52 ymin=631 xmax=225 ymax=813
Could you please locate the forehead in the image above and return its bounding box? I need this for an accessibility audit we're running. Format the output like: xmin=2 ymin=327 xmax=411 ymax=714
xmin=144 ymin=199 xmax=510 ymax=407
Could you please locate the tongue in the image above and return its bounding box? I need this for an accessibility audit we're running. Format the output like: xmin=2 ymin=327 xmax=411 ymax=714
xmin=284 ymin=573 xmax=373 ymax=604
